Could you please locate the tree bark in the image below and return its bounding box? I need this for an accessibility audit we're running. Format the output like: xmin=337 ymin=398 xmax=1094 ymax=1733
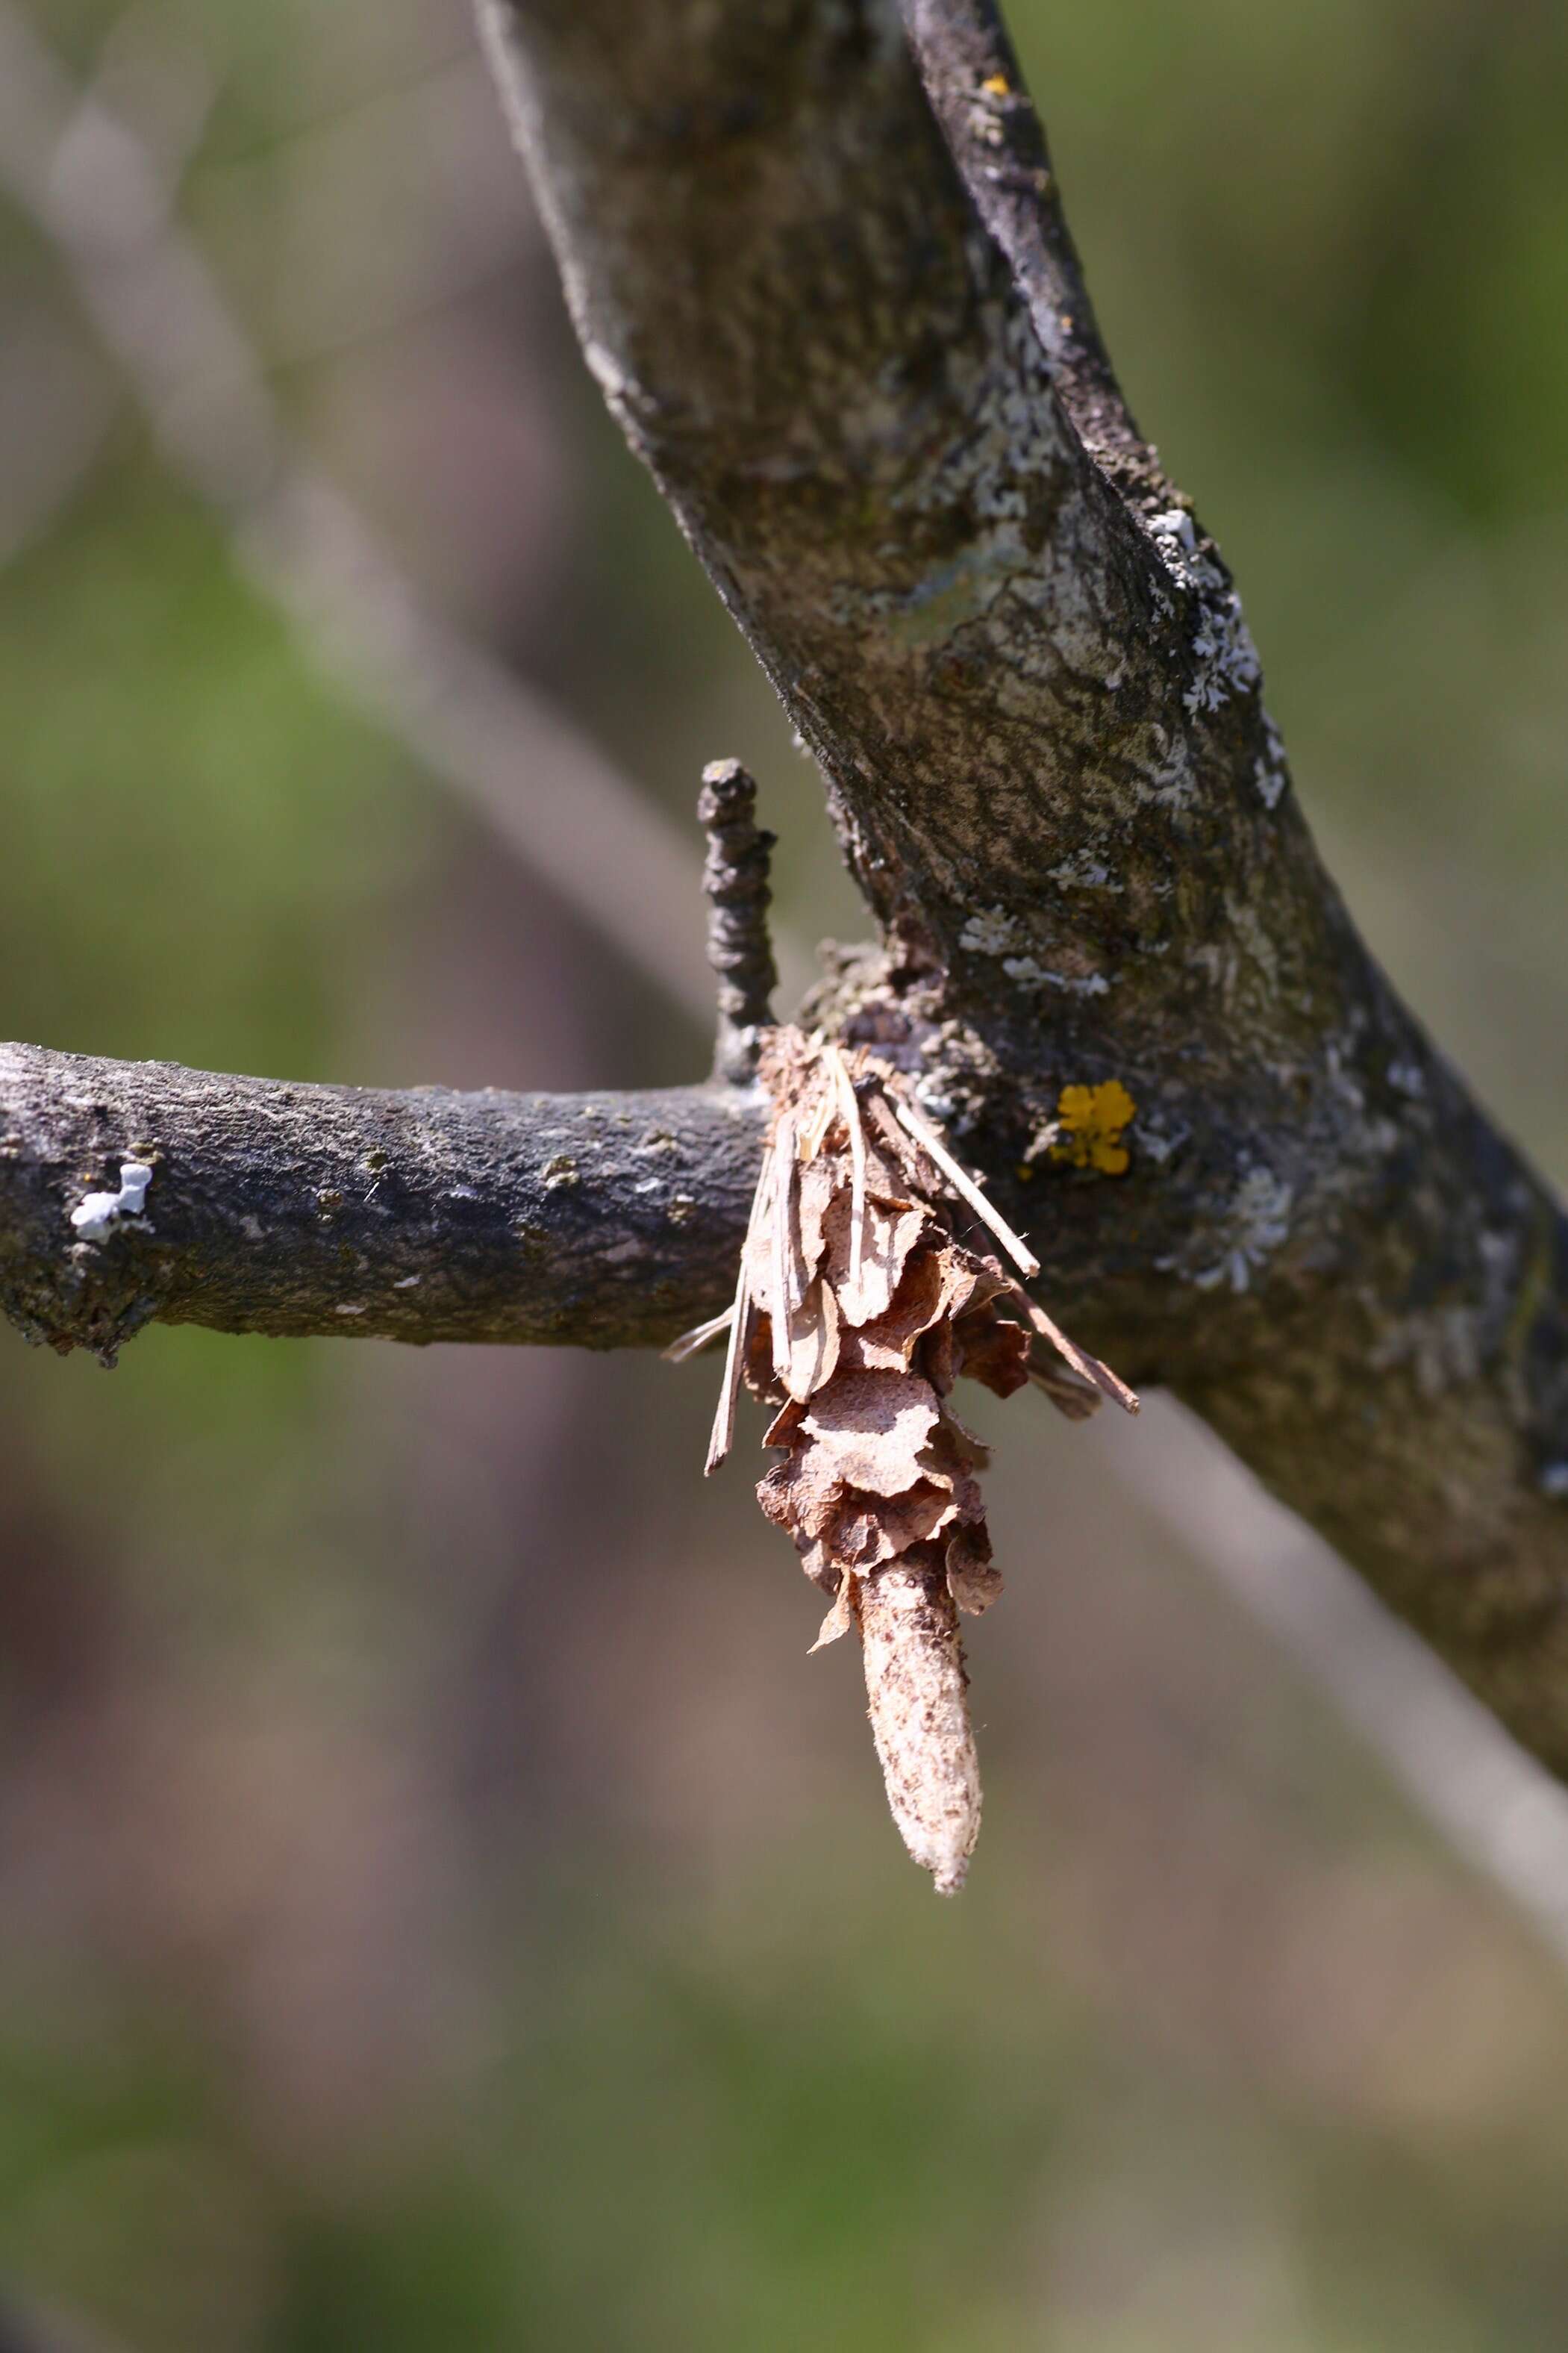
xmin=6 ymin=0 xmax=1568 ymax=1779
xmin=0 ymin=1044 xmax=759 ymax=1356
xmin=471 ymin=0 xmax=1568 ymax=1770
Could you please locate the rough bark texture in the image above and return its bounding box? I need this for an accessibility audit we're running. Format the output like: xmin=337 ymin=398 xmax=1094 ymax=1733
xmin=0 ymin=1045 xmax=760 ymax=1358
xmin=7 ymin=1 xmax=1568 ymax=1782
xmin=472 ymin=0 xmax=1568 ymax=1772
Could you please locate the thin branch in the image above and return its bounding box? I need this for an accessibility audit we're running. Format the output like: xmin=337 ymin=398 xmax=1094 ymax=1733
xmin=0 ymin=1042 xmax=761 ymax=1359
xmin=13 ymin=1032 xmax=1568 ymax=1972
xmin=899 ymin=0 xmax=1158 ymax=496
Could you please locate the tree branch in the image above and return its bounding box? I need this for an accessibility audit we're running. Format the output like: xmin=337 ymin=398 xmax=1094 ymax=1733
xmin=475 ymin=0 xmax=1568 ymax=1774
xmin=477 ymin=0 xmax=1288 ymax=982
xmin=6 ymin=0 xmax=1568 ymax=1793
xmin=902 ymin=0 xmax=1155 ymax=488
xmin=0 ymin=1044 xmax=760 ymax=1358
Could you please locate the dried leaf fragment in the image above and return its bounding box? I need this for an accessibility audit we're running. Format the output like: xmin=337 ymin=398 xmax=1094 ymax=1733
xmin=781 ymin=1277 xmax=840 ymax=1401
xmin=809 ymin=1571 xmax=858 ymax=1652
xmin=953 ymin=1310 xmax=1033 ymax=1400
xmin=946 ymin=1522 xmax=1002 ymax=1616
xmin=831 ymin=1191 xmax=928 ymax=1328
xmin=800 ymin=1368 xmax=940 ymax=1494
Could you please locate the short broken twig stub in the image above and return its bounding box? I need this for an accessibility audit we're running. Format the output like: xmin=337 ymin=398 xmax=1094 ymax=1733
xmin=698 ymin=758 xmax=777 ymax=1084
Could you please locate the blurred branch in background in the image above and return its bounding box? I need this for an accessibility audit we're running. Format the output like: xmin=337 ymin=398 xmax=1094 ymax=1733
xmin=0 ymin=2300 xmax=124 ymax=2353
xmin=6 ymin=0 xmax=1568 ymax=1991
xmin=0 ymin=304 xmax=115 ymax=565
xmin=1102 ymin=1400 xmax=1568 ymax=1977
xmin=0 ymin=0 xmax=711 ymax=1022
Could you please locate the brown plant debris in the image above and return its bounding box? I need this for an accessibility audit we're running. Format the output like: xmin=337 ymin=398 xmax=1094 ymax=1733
xmin=666 ymin=1027 xmax=1138 ymax=1893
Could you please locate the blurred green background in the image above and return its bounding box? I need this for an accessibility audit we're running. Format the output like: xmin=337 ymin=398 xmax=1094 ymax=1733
xmin=4 ymin=1 xmax=1568 ymax=2346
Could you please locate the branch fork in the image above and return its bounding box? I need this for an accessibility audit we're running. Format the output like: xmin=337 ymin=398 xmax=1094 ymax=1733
xmin=5 ymin=0 xmax=1568 ymax=1886
xmin=481 ymin=0 xmax=1568 ymax=1793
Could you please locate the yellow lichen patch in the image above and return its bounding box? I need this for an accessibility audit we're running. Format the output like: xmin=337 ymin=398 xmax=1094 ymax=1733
xmin=981 ymin=73 xmax=1010 ymax=96
xmin=1051 ymin=1080 xmax=1136 ymax=1175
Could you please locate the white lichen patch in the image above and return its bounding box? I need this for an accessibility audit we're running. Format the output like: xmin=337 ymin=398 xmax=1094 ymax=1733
xmin=1146 ymin=507 xmax=1196 ymax=558
xmin=1253 ymin=755 xmax=1287 ymax=810
xmin=1002 ymin=956 xmax=1111 ymax=997
xmin=69 ymin=1160 xmax=153 ymax=1242
xmin=1252 ymin=712 xmax=1290 ymax=808
xmin=959 ymin=906 xmax=1020 ymax=957
xmin=1190 ymin=941 xmax=1235 ymax=995
xmin=960 ymin=910 xmax=1114 ymax=996
xmin=1165 ymin=1166 xmax=1293 ymax=1294
xmin=1128 ymin=720 xmax=1198 ymax=813
xmin=1324 ymin=1042 xmax=1366 ymax=1117
xmin=1403 ymin=1230 xmax=1528 ymax=1394
xmin=1021 ymin=1116 xmax=1062 ymax=1164
xmin=1387 ymin=1061 xmax=1425 ymax=1099
xmin=1146 ymin=506 xmax=1262 ymax=717
xmin=913 ymin=1082 xmax=959 ymax=1122
xmin=1048 ymin=850 xmax=1122 ymax=893
xmin=1136 ymin=1122 xmax=1184 ymax=1167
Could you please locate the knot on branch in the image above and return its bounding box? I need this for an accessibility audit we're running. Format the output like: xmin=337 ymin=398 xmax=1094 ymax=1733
xmin=699 ymin=758 xmax=777 ymax=1084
